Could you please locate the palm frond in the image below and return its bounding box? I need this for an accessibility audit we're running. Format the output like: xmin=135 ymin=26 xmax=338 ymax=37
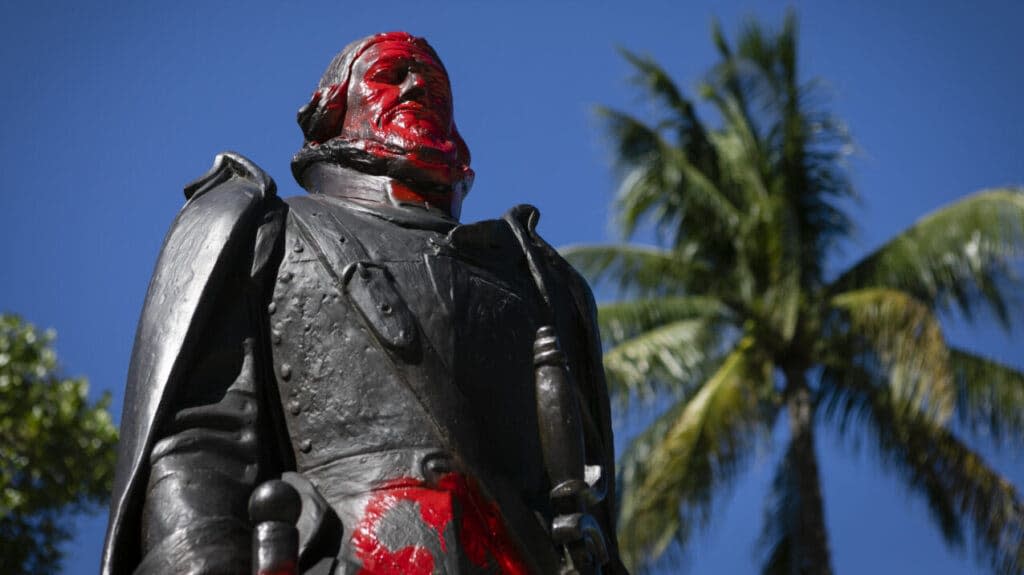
xmin=594 ymin=107 xmax=741 ymax=244
xmin=831 ymin=188 xmax=1024 ymax=325
xmin=708 ymin=126 xmax=769 ymax=204
xmin=617 ymin=49 xmax=720 ymax=182
xmin=707 ymin=18 xmax=759 ymax=145
xmin=822 ymin=369 xmax=1024 ymax=574
xmin=950 ymin=348 xmax=1024 ymax=447
xmin=831 ymin=287 xmax=954 ymax=424
xmin=602 ymin=317 xmax=721 ymax=402
xmin=559 ymin=243 xmax=695 ymax=297
xmin=598 ymin=295 xmax=729 ymax=345
xmin=618 ymin=337 xmax=776 ymax=568
xmin=615 ymin=399 xmax=689 ymax=574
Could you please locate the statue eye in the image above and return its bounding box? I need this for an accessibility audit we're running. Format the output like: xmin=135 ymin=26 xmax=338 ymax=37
xmin=369 ymin=66 xmax=405 ymax=84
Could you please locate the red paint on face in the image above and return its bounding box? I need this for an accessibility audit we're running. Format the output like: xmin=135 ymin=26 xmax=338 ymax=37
xmin=351 ymin=473 xmax=532 ymax=574
xmin=334 ymin=39 xmax=470 ymax=217
xmin=344 ymin=41 xmax=454 ymax=154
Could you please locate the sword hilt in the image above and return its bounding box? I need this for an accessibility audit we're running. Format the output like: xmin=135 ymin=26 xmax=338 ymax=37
xmin=249 ymin=480 xmax=301 ymax=575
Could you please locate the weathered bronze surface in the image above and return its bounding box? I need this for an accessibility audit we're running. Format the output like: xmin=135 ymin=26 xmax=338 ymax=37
xmin=102 ymin=32 xmax=626 ymax=575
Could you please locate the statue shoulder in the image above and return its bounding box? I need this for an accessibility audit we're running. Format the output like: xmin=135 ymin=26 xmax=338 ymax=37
xmin=183 ymin=151 xmax=276 ymax=202
xmin=501 ymin=204 xmax=598 ymax=316
xmin=161 ymin=151 xmax=281 ymax=259
xmin=177 ymin=152 xmax=284 ymax=279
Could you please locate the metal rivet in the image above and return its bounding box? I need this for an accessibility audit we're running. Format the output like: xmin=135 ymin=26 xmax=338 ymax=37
xmin=267 ymin=302 xmax=277 ymax=314
xmin=288 ymin=400 xmax=301 ymax=415
xmin=422 ymin=453 xmax=454 ymax=483
xmin=299 ymin=439 xmax=312 ymax=453
xmin=280 ymin=272 xmax=293 ymax=283
xmin=293 ymin=244 xmax=304 ymax=253
xmin=280 ymin=363 xmax=292 ymax=380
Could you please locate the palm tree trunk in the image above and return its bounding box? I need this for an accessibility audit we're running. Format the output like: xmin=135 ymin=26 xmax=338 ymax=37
xmin=785 ymin=370 xmax=834 ymax=575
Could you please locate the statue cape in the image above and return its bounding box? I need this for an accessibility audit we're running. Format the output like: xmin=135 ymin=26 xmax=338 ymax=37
xmin=101 ymin=153 xmax=277 ymax=575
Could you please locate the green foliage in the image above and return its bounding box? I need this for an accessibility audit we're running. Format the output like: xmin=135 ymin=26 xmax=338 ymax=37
xmin=571 ymin=9 xmax=1024 ymax=574
xmin=832 ymin=189 xmax=1024 ymax=326
xmin=0 ymin=314 xmax=118 ymax=574
xmin=617 ymin=337 xmax=776 ymax=565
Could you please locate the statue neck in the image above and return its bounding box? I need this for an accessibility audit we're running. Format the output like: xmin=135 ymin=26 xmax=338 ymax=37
xmin=300 ymin=162 xmax=461 ymax=220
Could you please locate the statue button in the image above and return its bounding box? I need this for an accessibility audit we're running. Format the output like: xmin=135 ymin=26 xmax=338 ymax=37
xmin=288 ymin=400 xmax=301 ymax=415
xmin=299 ymin=439 xmax=312 ymax=453
xmin=280 ymin=363 xmax=292 ymax=380
xmin=422 ymin=452 xmax=454 ymax=483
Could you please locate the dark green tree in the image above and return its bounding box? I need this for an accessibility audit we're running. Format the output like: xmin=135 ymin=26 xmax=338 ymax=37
xmin=563 ymin=12 xmax=1024 ymax=574
xmin=0 ymin=314 xmax=118 ymax=574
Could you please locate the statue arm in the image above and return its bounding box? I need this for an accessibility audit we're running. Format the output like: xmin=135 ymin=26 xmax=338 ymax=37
xmin=135 ymin=330 xmax=264 ymax=574
xmin=103 ymin=154 xmax=287 ymax=575
xmin=136 ymin=203 xmax=287 ymax=574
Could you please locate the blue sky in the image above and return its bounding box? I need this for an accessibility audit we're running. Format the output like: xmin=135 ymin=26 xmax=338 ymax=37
xmin=1 ymin=1 xmax=1022 ymax=573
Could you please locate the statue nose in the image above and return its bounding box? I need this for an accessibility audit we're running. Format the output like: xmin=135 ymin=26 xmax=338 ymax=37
xmin=400 ymin=71 xmax=428 ymax=99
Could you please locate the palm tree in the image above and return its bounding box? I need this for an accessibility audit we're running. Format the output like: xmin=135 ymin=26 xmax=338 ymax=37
xmin=563 ymin=12 xmax=1024 ymax=575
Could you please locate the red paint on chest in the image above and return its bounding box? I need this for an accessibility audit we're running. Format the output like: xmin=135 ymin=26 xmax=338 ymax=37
xmin=351 ymin=473 xmax=532 ymax=574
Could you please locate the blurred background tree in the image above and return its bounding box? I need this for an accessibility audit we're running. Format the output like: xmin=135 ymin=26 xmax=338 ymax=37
xmin=0 ymin=314 xmax=118 ymax=574
xmin=564 ymin=11 xmax=1024 ymax=575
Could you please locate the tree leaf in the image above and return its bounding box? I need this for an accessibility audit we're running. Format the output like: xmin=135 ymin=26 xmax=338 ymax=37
xmin=618 ymin=337 xmax=775 ymax=569
xmin=603 ymin=318 xmax=720 ymax=402
xmin=823 ymin=368 xmax=1024 ymax=574
xmin=0 ymin=314 xmax=118 ymax=573
xmin=950 ymin=348 xmax=1024 ymax=447
xmin=830 ymin=287 xmax=954 ymax=424
xmin=560 ymin=243 xmax=696 ymax=297
xmin=831 ymin=188 xmax=1024 ymax=325
xmin=597 ymin=295 xmax=729 ymax=345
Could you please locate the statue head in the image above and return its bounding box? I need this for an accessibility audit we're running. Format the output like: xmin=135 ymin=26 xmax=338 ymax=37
xmin=293 ymin=32 xmax=473 ymax=216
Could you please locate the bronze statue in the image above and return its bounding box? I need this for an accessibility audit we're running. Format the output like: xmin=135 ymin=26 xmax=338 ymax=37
xmin=102 ymin=32 xmax=626 ymax=575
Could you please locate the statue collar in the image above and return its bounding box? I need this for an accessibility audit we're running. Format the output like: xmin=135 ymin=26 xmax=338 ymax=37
xmin=300 ymin=162 xmax=458 ymax=232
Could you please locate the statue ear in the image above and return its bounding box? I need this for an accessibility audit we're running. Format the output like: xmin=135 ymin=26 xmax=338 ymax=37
xmin=450 ymin=123 xmax=474 ymax=195
xmin=297 ymin=84 xmax=347 ymax=144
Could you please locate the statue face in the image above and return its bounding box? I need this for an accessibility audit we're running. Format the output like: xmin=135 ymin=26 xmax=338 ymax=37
xmin=342 ymin=40 xmax=457 ymax=164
